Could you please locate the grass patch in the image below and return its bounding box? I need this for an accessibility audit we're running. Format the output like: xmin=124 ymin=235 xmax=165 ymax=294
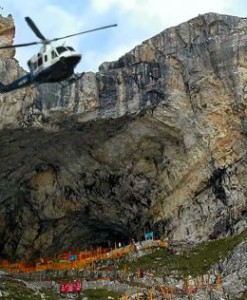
xmin=0 ymin=281 xmax=40 ymax=300
xmin=83 ymin=288 xmax=121 ymax=299
xmin=0 ymin=278 xmax=58 ymax=300
xmin=122 ymin=230 xmax=247 ymax=278
xmin=40 ymin=288 xmax=58 ymax=300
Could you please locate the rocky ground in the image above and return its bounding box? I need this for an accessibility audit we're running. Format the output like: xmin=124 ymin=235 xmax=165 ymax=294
xmin=2 ymin=235 xmax=247 ymax=299
xmin=0 ymin=270 xmax=57 ymax=300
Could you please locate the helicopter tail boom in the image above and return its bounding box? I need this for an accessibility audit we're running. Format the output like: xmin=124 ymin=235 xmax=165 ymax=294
xmin=0 ymin=74 xmax=34 ymax=94
xmin=0 ymin=82 xmax=7 ymax=93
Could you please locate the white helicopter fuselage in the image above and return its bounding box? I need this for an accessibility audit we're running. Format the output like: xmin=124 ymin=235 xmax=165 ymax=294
xmin=27 ymin=44 xmax=82 ymax=82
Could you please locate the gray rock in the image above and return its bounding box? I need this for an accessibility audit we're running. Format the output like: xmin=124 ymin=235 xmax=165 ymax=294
xmin=1 ymin=13 xmax=247 ymax=268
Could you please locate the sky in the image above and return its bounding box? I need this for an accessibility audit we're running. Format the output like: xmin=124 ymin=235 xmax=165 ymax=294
xmin=1 ymin=0 xmax=247 ymax=73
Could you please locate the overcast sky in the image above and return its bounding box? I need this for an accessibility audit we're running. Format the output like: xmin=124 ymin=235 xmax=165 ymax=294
xmin=1 ymin=0 xmax=247 ymax=73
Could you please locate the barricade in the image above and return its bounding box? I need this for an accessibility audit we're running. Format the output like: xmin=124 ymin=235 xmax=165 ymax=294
xmin=0 ymin=240 xmax=167 ymax=274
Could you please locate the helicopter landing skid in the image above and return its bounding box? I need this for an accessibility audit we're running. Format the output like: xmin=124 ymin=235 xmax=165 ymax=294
xmin=60 ymin=72 xmax=85 ymax=88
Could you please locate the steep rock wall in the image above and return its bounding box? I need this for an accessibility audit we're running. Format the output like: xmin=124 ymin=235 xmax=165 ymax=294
xmin=1 ymin=13 xmax=247 ymax=259
xmin=0 ymin=15 xmax=37 ymax=130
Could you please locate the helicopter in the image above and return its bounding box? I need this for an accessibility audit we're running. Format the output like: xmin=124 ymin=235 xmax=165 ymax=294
xmin=0 ymin=17 xmax=117 ymax=93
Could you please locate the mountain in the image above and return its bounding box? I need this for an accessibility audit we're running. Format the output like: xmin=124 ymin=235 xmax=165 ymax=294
xmin=1 ymin=12 xmax=247 ymax=272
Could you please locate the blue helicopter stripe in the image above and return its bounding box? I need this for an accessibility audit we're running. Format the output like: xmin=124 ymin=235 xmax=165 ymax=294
xmin=0 ymin=73 xmax=34 ymax=93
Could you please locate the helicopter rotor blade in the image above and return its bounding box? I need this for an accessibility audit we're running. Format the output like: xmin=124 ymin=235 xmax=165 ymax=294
xmin=25 ymin=16 xmax=47 ymax=41
xmin=50 ymin=24 xmax=117 ymax=43
xmin=0 ymin=23 xmax=117 ymax=49
xmin=0 ymin=41 xmax=42 ymax=49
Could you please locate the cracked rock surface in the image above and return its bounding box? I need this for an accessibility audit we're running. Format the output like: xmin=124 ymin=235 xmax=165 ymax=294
xmin=1 ymin=13 xmax=247 ymax=269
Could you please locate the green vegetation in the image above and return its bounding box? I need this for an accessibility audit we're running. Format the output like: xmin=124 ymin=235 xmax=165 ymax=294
xmin=0 ymin=277 xmax=121 ymax=300
xmin=40 ymin=288 xmax=58 ymax=300
xmin=83 ymin=288 xmax=122 ymax=299
xmin=1 ymin=230 xmax=247 ymax=299
xmin=122 ymin=230 xmax=247 ymax=278
xmin=0 ymin=278 xmax=58 ymax=300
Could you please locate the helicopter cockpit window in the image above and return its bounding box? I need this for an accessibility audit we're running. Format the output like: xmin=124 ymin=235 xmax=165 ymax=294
xmin=56 ymin=46 xmax=67 ymax=54
xmin=67 ymin=46 xmax=75 ymax=51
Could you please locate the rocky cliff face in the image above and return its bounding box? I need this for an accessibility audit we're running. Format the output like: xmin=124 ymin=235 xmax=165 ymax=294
xmin=1 ymin=13 xmax=247 ymax=261
xmin=0 ymin=14 xmax=36 ymax=130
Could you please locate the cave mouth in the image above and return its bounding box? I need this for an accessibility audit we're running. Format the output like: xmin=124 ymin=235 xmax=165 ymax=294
xmin=87 ymin=224 xmax=134 ymax=249
xmin=41 ymin=225 xmax=134 ymax=261
xmin=91 ymin=232 xmax=131 ymax=249
xmin=0 ymin=115 xmax=154 ymax=261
